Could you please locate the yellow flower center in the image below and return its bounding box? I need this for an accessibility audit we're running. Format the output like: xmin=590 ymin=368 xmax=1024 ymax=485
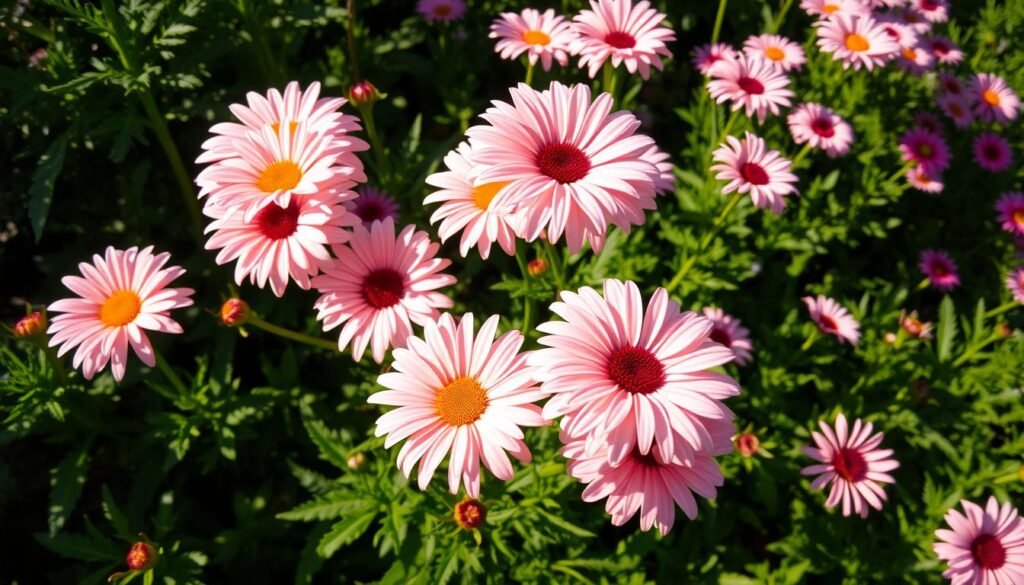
xmin=823 ymin=3 xmax=839 ymax=13
xmin=270 ymin=121 xmax=299 ymax=135
xmin=983 ymin=89 xmax=1001 ymax=106
xmin=435 ymin=376 xmax=488 ymax=426
xmin=522 ymin=30 xmax=551 ymax=46
xmin=257 ymin=161 xmax=302 ymax=193
xmin=919 ymin=144 xmax=933 ymax=157
xmin=844 ymin=33 xmax=869 ymax=52
xmin=99 ymin=290 xmax=142 ymax=327
xmin=764 ymin=46 xmax=785 ymax=61
xmin=471 ymin=181 xmax=510 ymax=211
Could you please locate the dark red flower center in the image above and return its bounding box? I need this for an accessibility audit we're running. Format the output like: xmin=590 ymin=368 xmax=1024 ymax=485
xmin=832 ymin=447 xmax=867 ymax=482
xmin=818 ymin=314 xmax=839 ymax=332
xmin=971 ymin=534 xmax=1006 ymax=569
xmin=983 ymin=144 xmax=1001 ymax=160
xmin=933 ymin=41 xmax=950 ymax=56
xmin=737 ymin=76 xmax=765 ymax=95
xmin=631 ymin=447 xmax=661 ymax=467
xmin=709 ymin=327 xmax=733 ymax=348
xmin=929 ymin=261 xmax=950 ymax=278
xmin=606 ymin=346 xmax=665 ymax=395
xmin=604 ymin=31 xmax=636 ymax=49
xmin=537 ymin=142 xmax=591 ymax=184
xmin=740 ymin=162 xmax=770 ymax=185
xmin=811 ymin=117 xmax=836 ymax=138
xmin=255 ymin=200 xmax=301 ymax=240
xmin=355 ymin=200 xmax=387 ymax=223
xmin=362 ymin=268 xmax=405 ymax=309
xmin=920 ymin=0 xmax=939 ymax=11
xmin=944 ymin=80 xmax=961 ymax=93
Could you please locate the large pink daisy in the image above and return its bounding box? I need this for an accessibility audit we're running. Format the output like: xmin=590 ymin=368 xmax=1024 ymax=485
xmin=570 ymin=0 xmax=675 ymax=80
xmin=934 ymin=497 xmax=1024 ymax=584
xmin=1006 ymin=267 xmax=1024 ymax=303
xmin=899 ymin=129 xmax=950 ymax=173
xmin=311 ymin=218 xmax=455 ymax=363
xmin=995 ymin=192 xmax=1024 ymax=236
xmin=815 ymin=14 xmax=899 ymax=71
xmin=47 ymin=246 xmax=194 ymax=381
xmin=692 ymin=43 xmax=737 ymax=75
xmin=707 ymin=54 xmax=794 ymax=124
xmin=969 ymin=74 xmax=1020 ymax=124
xmin=787 ymin=102 xmax=855 ymax=158
xmin=369 ymin=313 xmax=544 ymax=497
xmin=803 ymin=295 xmax=861 ymax=345
xmin=974 ymin=134 xmax=1013 ymax=173
xmin=490 ymin=8 xmax=575 ymax=71
xmin=743 ymin=34 xmax=806 ymax=72
xmin=702 ymin=307 xmax=753 ymax=366
xmin=919 ymin=249 xmax=960 ymax=292
xmin=417 ymin=0 xmax=466 ymax=23
xmin=711 ymin=132 xmax=799 ymax=214
xmin=801 ymin=413 xmax=900 ymax=518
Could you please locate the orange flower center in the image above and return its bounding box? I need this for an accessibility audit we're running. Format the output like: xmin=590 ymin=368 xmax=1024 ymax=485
xmin=1013 ymin=210 xmax=1024 ymax=226
xmin=522 ymin=30 xmax=551 ymax=46
xmin=764 ymin=46 xmax=785 ymax=61
xmin=434 ymin=4 xmax=452 ymax=16
xmin=471 ymin=181 xmax=510 ymax=210
xmin=823 ymin=3 xmax=839 ymax=13
xmin=902 ymin=47 xmax=916 ymax=60
xmin=270 ymin=121 xmax=299 ymax=135
xmin=982 ymin=89 xmax=1001 ymax=106
xmin=844 ymin=33 xmax=869 ymax=52
xmin=100 ymin=290 xmax=142 ymax=327
xmin=435 ymin=376 xmax=488 ymax=426
xmin=257 ymin=161 xmax=302 ymax=193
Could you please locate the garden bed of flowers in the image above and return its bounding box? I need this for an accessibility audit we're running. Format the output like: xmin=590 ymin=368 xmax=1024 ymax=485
xmin=2 ymin=0 xmax=1024 ymax=583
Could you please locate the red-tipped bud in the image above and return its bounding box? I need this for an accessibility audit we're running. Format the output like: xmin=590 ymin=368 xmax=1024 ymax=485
xmin=221 ymin=299 xmax=249 ymax=326
xmin=454 ymin=497 xmax=485 ymax=530
xmin=735 ymin=433 xmax=760 ymax=457
xmin=125 ymin=541 xmax=158 ymax=571
xmin=527 ymin=258 xmax=548 ymax=277
xmin=348 ymin=81 xmax=382 ymax=107
xmin=13 ymin=311 xmax=46 ymax=339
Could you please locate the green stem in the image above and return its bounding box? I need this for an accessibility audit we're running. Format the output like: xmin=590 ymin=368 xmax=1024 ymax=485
xmin=525 ymin=61 xmax=535 ymax=87
xmin=542 ymin=240 xmax=567 ymax=293
xmin=153 ymin=347 xmax=188 ymax=396
xmin=887 ymin=160 xmax=916 ymax=184
xmin=769 ymin=0 xmax=795 ymax=34
xmin=984 ymin=301 xmax=1019 ymax=319
xmin=514 ymin=244 xmax=534 ymax=336
xmin=711 ymin=0 xmax=729 ymax=45
xmin=665 ymin=193 xmax=744 ymax=292
xmin=800 ymin=329 xmax=820 ymax=352
xmin=790 ymin=143 xmax=814 ymax=168
xmin=952 ymin=333 xmax=1003 ymax=367
xmin=916 ymin=277 xmax=931 ymax=291
xmin=43 ymin=344 xmax=67 ymax=384
xmin=359 ymin=105 xmax=392 ymax=183
xmin=601 ymin=62 xmax=619 ymax=106
xmin=247 ymin=313 xmax=339 ymax=352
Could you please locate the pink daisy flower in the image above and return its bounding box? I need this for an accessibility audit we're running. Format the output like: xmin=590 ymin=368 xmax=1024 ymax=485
xmin=969 ymin=74 xmax=1021 ymax=124
xmin=925 ymin=35 xmax=963 ymax=65
xmin=995 ymin=192 xmax=1024 ymax=236
xmin=801 ymin=413 xmax=900 ymax=518
xmin=906 ymin=165 xmax=944 ymax=193
xmin=934 ymin=497 xmax=1024 ymax=584
xmin=899 ymin=129 xmax=950 ymax=173
xmin=311 ymin=218 xmax=455 ymax=363
xmin=368 ymin=313 xmax=544 ymax=497
xmin=800 ymin=0 xmax=870 ymax=18
xmin=787 ymin=102 xmax=855 ymax=158
xmin=742 ymin=34 xmax=806 ymax=72
xmin=707 ymin=54 xmax=794 ymax=124
xmin=466 ymin=82 xmax=659 ymax=254
xmin=711 ymin=132 xmax=799 ymax=214
xmin=642 ymin=144 xmax=675 ymax=195
xmin=490 ymin=8 xmax=575 ymax=72
xmin=702 ymin=307 xmax=753 ymax=366
xmin=911 ymin=0 xmax=948 ymax=23
xmin=937 ymin=93 xmax=974 ymax=128
xmin=815 ymin=14 xmax=900 ymax=71
xmin=570 ymin=0 xmax=675 ymax=80
xmin=692 ymin=43 xmax=737 ymax=75
xmin=803 ymin=295 xmax=861 ymax=345
xmin=203 ymin=194 xmax=356 ymax=297
xmin=530 ymin=279 xmax=740 ymax=466
xmin=897 ymin=43 xmax=935 ymax=76
xmin=417 ymin=0 xmax=466 ymax=23
xmin=893 ymin=6 xmax=935 ymax=35
xmin=347 ymin=186 xmax=400 ymax=225
xmin=47 ymin=246 xmax=194 ymax=381
xmin=1006 ymin=267 xmax=1024 ymax=303
xmin=919 ymin=249 xmax=960 ymax=292
xmin=937 ymin=72 xmax=965 ymax=96
xmin=424 ymin=142 xmax=519 ymax=260
xmin=875 ymin=17 xmax=918 ymax=49
xmin=973 ymin=133 xmax=1013 ymax=173
xmin=913 ymin=111 xmax=944 ymax=133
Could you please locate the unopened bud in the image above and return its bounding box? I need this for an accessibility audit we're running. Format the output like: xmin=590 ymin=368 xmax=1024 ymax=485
xmin=527 ymin=258 xmax=548 ymax=277
xmin=900 ymin=311 xmax=932 ymax=340
xmin=883 ymin=332 xmax=897 ymax=344
xmin=125 ymin=541 xmax=158 ymax=571
xmin=454 ymin=497 xmax=485 ymax=530
xmin=347 ymin=452 xmax=366 ymax=470
xmin=997 ymin=323 xmax=1012 ymax=338
xmin=735 ymin=433 xmax=760 ymax=457
xmin=13 ymin=311 xmax=46 ymax=339
xmin=348 ymin=80 xmax=382 ymax=107
xmin=221 ymin=299 xmax=249 ymax=326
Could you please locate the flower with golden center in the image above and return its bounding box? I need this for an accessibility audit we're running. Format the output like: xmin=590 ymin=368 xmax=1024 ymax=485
xmin=454 ymin=498 xmax=486 ymax=530
xmin=489 ymin=8 xmax=575 ymax=71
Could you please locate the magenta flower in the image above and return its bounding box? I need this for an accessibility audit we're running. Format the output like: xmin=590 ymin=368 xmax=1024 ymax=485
xmin=934 ymin=497 xmax=1024 ymax=584
xmin=347 ymin=186 xmax=400 ymax=225
xmin=937 ymin=93 xmax=974 ymax=128
xmin=787 ymin=102 xmax=855 ymax=157
xmin=416 ymin=0 xmax=466 ymax=23
xmin=692 ymin=43 xmax=737 ymax=75
xmin=974 ymin=134 xmax=1013 ymax=173
xmin=702 ymin=307 xmax=753 ymax=366
xmin=995 ymin=192 xmax=1024 ymax=236
xmin=925 ymin=35 xmax=963 ymax=65
xmin=899 ymin=129 xmax=950 ymax=173
xmin=919 ymin=249 xmax=960 ymax=292
xmin=1006 ymin=267 xmax=1024 ymax=303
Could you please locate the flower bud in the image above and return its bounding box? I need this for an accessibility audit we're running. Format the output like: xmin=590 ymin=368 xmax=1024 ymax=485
xmin=454 ymin=497 xmax=485 ymax=530
xmin=883 ymin=332 xmax=897 ymax=344
xmin=346 ymin=452 xmax=366 ymax=471
xmin=527 ymin=258 xmax=548 ymax=277
xmin=13 ymin=311 xmax=46 ymax=339
xmin=125 ymin=541 xmax=158 ymax=571
xmin=348 ymin=80 xmax=382 ymax=107
xmin=899 ymin=311 xmax=932 ymax=340
xmin=735 ymin=433 xmax=760 ymax=457
xmin=221 ymin=299 xmax=249 ymax=326
xmin=997 ymin=323 xmax=1012 ymax=338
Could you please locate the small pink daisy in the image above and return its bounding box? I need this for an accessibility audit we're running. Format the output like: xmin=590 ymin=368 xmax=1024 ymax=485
xmin=692 ymin=43 xmax=737 ymax=75
xmin=311 ymin=218 xmax=456 ymax=364
xmin=973 ymin=133 xmax=1013 ymax=173
xmin=919 ymin=249 xmax=960 ymax=292
xmin=925 ymin=35 xmax=962 ymax=65
xmin=1006 ymin=267 xmax=1024 ymax=303
xmin=815 ymin=14 xmax=900 ymax=71
xmin=803 ymin=295 xmax=861 ymax=345
xmin=490 ymin=8 xmax=575 ymax=72
xmin=899 ymin=129 xmax=950 ymax=173
xmin=570 ymin=0 xmax=675 ymax=80
xmin=897 ymin=43 xmax=935 ymax=76
xmin=707 ymin=54 xmax=794 ymax=124
xmin=893 ymin=6 xmax=935 ymax=35
xmin=800 ymin=0 xmax=870 ymax=18
xmin=875 ymin=17 xmax=918 ymax=49
xmin=913 ymin=111 xmax=944 ymax=133
xmin=801 ymin=413 xmax=900 ymax=518
xmin=787 ymin=102 xmax=855 ymax=157
xmin=934 ymin=497 xmax=1024 ymax=584
xmin=911 ymin=0 xmax=948 ymax=23
xmin=424 ymin=142 xmax=519 ymax=260
xmin=937 ymin=72 xmax=965 ymax=96
xmin=742 ymin=34 xmax=806 ymax=72
xmin=906 ymin=165 xmax=944 ymax=193
xmin=47 ymin=246 xmax=194 ymax=381
xmin=347 ymin=186 xmax=400 ymax=224
xmin=969 ymin=74 xmax=1020 ymax=124
xmin=995 ymin=192 xmax=1024 ymax=236
xmin=711 ymin=132 xmax=799 ymax=214
xmin=702 ymin=307 xmax=753 ymax=366
xmin=937 ymin=93 xmax=974 ymax=128
xmin=369 ymin=313 xmax=544 ymax=496
xmin=417 ymin=0 xmax=466 ymax=23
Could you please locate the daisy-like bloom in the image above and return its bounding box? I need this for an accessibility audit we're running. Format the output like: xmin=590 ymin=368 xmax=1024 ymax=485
xmin=906 ymin=165 xmax=944 ymax=193
xmin=914 ymin=111 xmax=944 ymax=133
xmin=801 ymin=413 xmax=900 ymax=518
xmin=899 ymin=309 xmax=933 ymax=339
xmin=937 ymin=72 xmax=965 ymax=96
xmin=424 ymin=142 xmax=519 ymax=260
xmin=203 ymin=193 xmax=356 ymax=297
xmin=919 ymin=249 xmax=960 ymax=292
xmin=707 ymin=55 xmax=794 ymax=124
xmin=925 ymin=35 xmax=963 ymax=65
xmin=466 ymin=82 xmax=660 ymax=254
xmin=711 ymin=132 xmax=799 ymax=214
xmin=47 ymin=246 xmax=194 ymax=381
xmin=815 ymin=14 xmax=900 ymax=71
xmin=1006 ymin=267 xmax=1024 ymax=303
xmin=311 ymin=218 xmax=456 ymax=363
xmin=995 ymin=192 xmax=1024 ymax=236
xmin=969 ymin=74 xmax=1021 ymax=124
xmin=899 ymin=129 xmax=950 ymax=173
xmin=702 ymin=307 xmax=753 ymax=366
xmin=937 ymin=93 xmax=974 ymax=128
xmin=934 ymin=497 xmax=1024 ymax=584
xmin=347 ymin=186 xmax=400 ymax=224
xmin=368 ymin=313 xmax=544 ymax=496
xmin=692 ymin=43 xmax=737 ymax=75
xmin=530 ymin=279 xmax=740 ymax=466
xmin=742 ymin=34 xmax=806 ymax=72
xmin=416 ymin=0 xmax=466 ymax=23
xmin=490 ymin=8 xmax=575 ymax=72
xmin=897 ymin=43 xmax=935 ymax=76
xmin=803 ymin=295 xmax=861 ymax=345
xmin=973 ymin=133 xmax=1013 ymax=173
xmin=570 ymin=0 xmax=675 ymax=80
xmin=911 ymin=0 xmax=948 ymax=23
xmin=875 ymin=17 xmax=918 ymax=49
xmin=787 ymin=103 xmax=855 ymax=158
xmin=800 ymin=0 xmax=869 ymax=18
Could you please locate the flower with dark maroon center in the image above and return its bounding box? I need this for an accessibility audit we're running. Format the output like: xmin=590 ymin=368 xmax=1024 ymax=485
xmin=831 ymin=447 xmax=867 ymax=482
xmin=811 ymin=117 xmax=836 ymax=138
xmin=605 ymin=346 xmax=666 ymax=395
xmin=254 ymin=200 xmax=301 ymax=240
xmin=817 ymin=314 xmax=839 ymax=332
xmin=361 ymin=268 xmax=406 ymax=309
xmin=353 ymin=200 xmax=387 ymax=223
xmin=708 ymin=326 xmax=732 ymax=348
xmin=536 ymin=142 xmax=591 ymax=184
xmin=736 ymin=76 xmax=765 ymax=95
xmin=454 ymin=497 xmax=486 ymax=530
xmin=971 ymin=533 xmax=1006 ymax=569
xmin=739 ymin=162 xmax=770 ymax=186
xmin=604 ymin=31 xmax=636 ymax=49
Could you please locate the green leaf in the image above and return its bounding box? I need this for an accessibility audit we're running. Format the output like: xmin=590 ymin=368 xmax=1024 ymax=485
xmin=534 ymin=508 xmax=595 ymax=538
xmin=936 ymin=296 xmax=958 ymax=362
xmin=302 ymin=418 xmax=349 ymax=470
xmin=101 ymin=485 xmax=131 ymax=538
xmin=277 ymin=495 xmax=375 ymax=522
xmin=49 ymin=439 xmax=92 ymax=535
xmin=29 ymin=133 xmax=71 ymax=242
xmin=34 ymin=529 xmax=121 ymax=562
xmin=316 ymin=504 xmax=377 ymax=558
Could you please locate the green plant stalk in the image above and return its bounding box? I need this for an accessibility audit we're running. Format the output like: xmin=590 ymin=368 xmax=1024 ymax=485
xmin=800 ymin=329 xmax=820 ymax=352
xmin=711 ymin=0 xmax=729 ymax=45
xmin=514 ymin=244 xmax=534 ymax=336
xmin=153 ymin=347 xmax=189 ymax=396
xmin=769 ymin=0 xmax=795 ymax=34
xmin=665 ymin=192 xmax=744 ymax=292
xmin=525 ymin=61 xmax=535 ymax=87
xmin=984 ymin=301 xmax=1019 ymax=319
xmin=359 ymin=105 xmax=392 ymax=182
xmin=952 ymin=332 xmax=1005 ymax=367
xmin=542 ymin=240 xmax=568 ymax=292
xmin=790 ymin=143 xmax=814 ymax=168
xmin=43 ymin=344 xmax=67 ymax=384
xmin=247 ymin=313 xmax=339 ymax=352
xmin=601 ymin=62 xmax=619 ymax=106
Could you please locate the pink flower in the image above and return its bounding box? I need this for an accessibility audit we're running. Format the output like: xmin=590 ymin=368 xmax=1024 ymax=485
xmin=925 ymin=35 xmax=962 ymax=65
xmin=570 ymin=0 xmax=675 ymax=80
xmin=47 ymin=246 xmax=194 ymax=381
xmin=347 ymin=186 xmax=400 ymax=224
xmin=801 ymin=413 xmax=899 ymax=518
xmin=642 ymin=144 xmax=675 ymax=194
xmin=742 ymin=34 xmax=806 ymax=72
xmin=311 ymin=218 xmax=455 ymax=363
xmin=875 ymin=17 xmax=918 ymax=49
xmin=707 ymin=54 xmax=794 ymax=124
xmin=969 ymin=73 xmax=1020 ymax=124
xmin=911 ymin=0 xmax=948 ymax=23
xmin=800 ymin=0 xmax=870 ymax=18
xmin=815 ymin=14 xmax=899 ymax=71
xmin=937 ymin=72 xmax=965 ymax=95
xmin=711 ymin=132 xmax=799 ymax=214
xmin=369 ymin=313 xmax=544 ymax=496
xmin=919 ymin=249 xmax=960 ymax=291
xmin=906 ymin=165 xmax=944 ymax=193
xmin=417 ymin=0 xmax=466 ymax=22
xmin=787 ymin=102 xmax=855 ymax=157
xmin=896 ymin=43 xmax=934 ymax=76
xmin=530 ymin=279 xmax=740 ymax=466
xmin=934 ymin=497 xmax=1024 ymax=584
xmin=1006 ymin=267 xmax=1024 ymax=303
xmin=899 ymin=129 xmax=950 ymax=173
xmin=995 ymin=192 xmax=1024 ymax=236
xmin=466 ymin=82 xmax=659 ymax=254
xmin=803 ymin=295 xmax=861 ymax=345
xmin=937 ymin=93 xmax=974 ymax=128
xmin=489 ymin=8 xmax=575 ymax=71
xmin=692 ymin=43 xmax=737 ymax=75
xmin=973 ymin=133 xmax=1013 ymax=173
xmin=424 ymin=142 xmax=519 ymax=260
xmin=702 ymin=307 xmax=753 ymax=366
xmin=892 ymin=5 xmax=934 ymax=35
